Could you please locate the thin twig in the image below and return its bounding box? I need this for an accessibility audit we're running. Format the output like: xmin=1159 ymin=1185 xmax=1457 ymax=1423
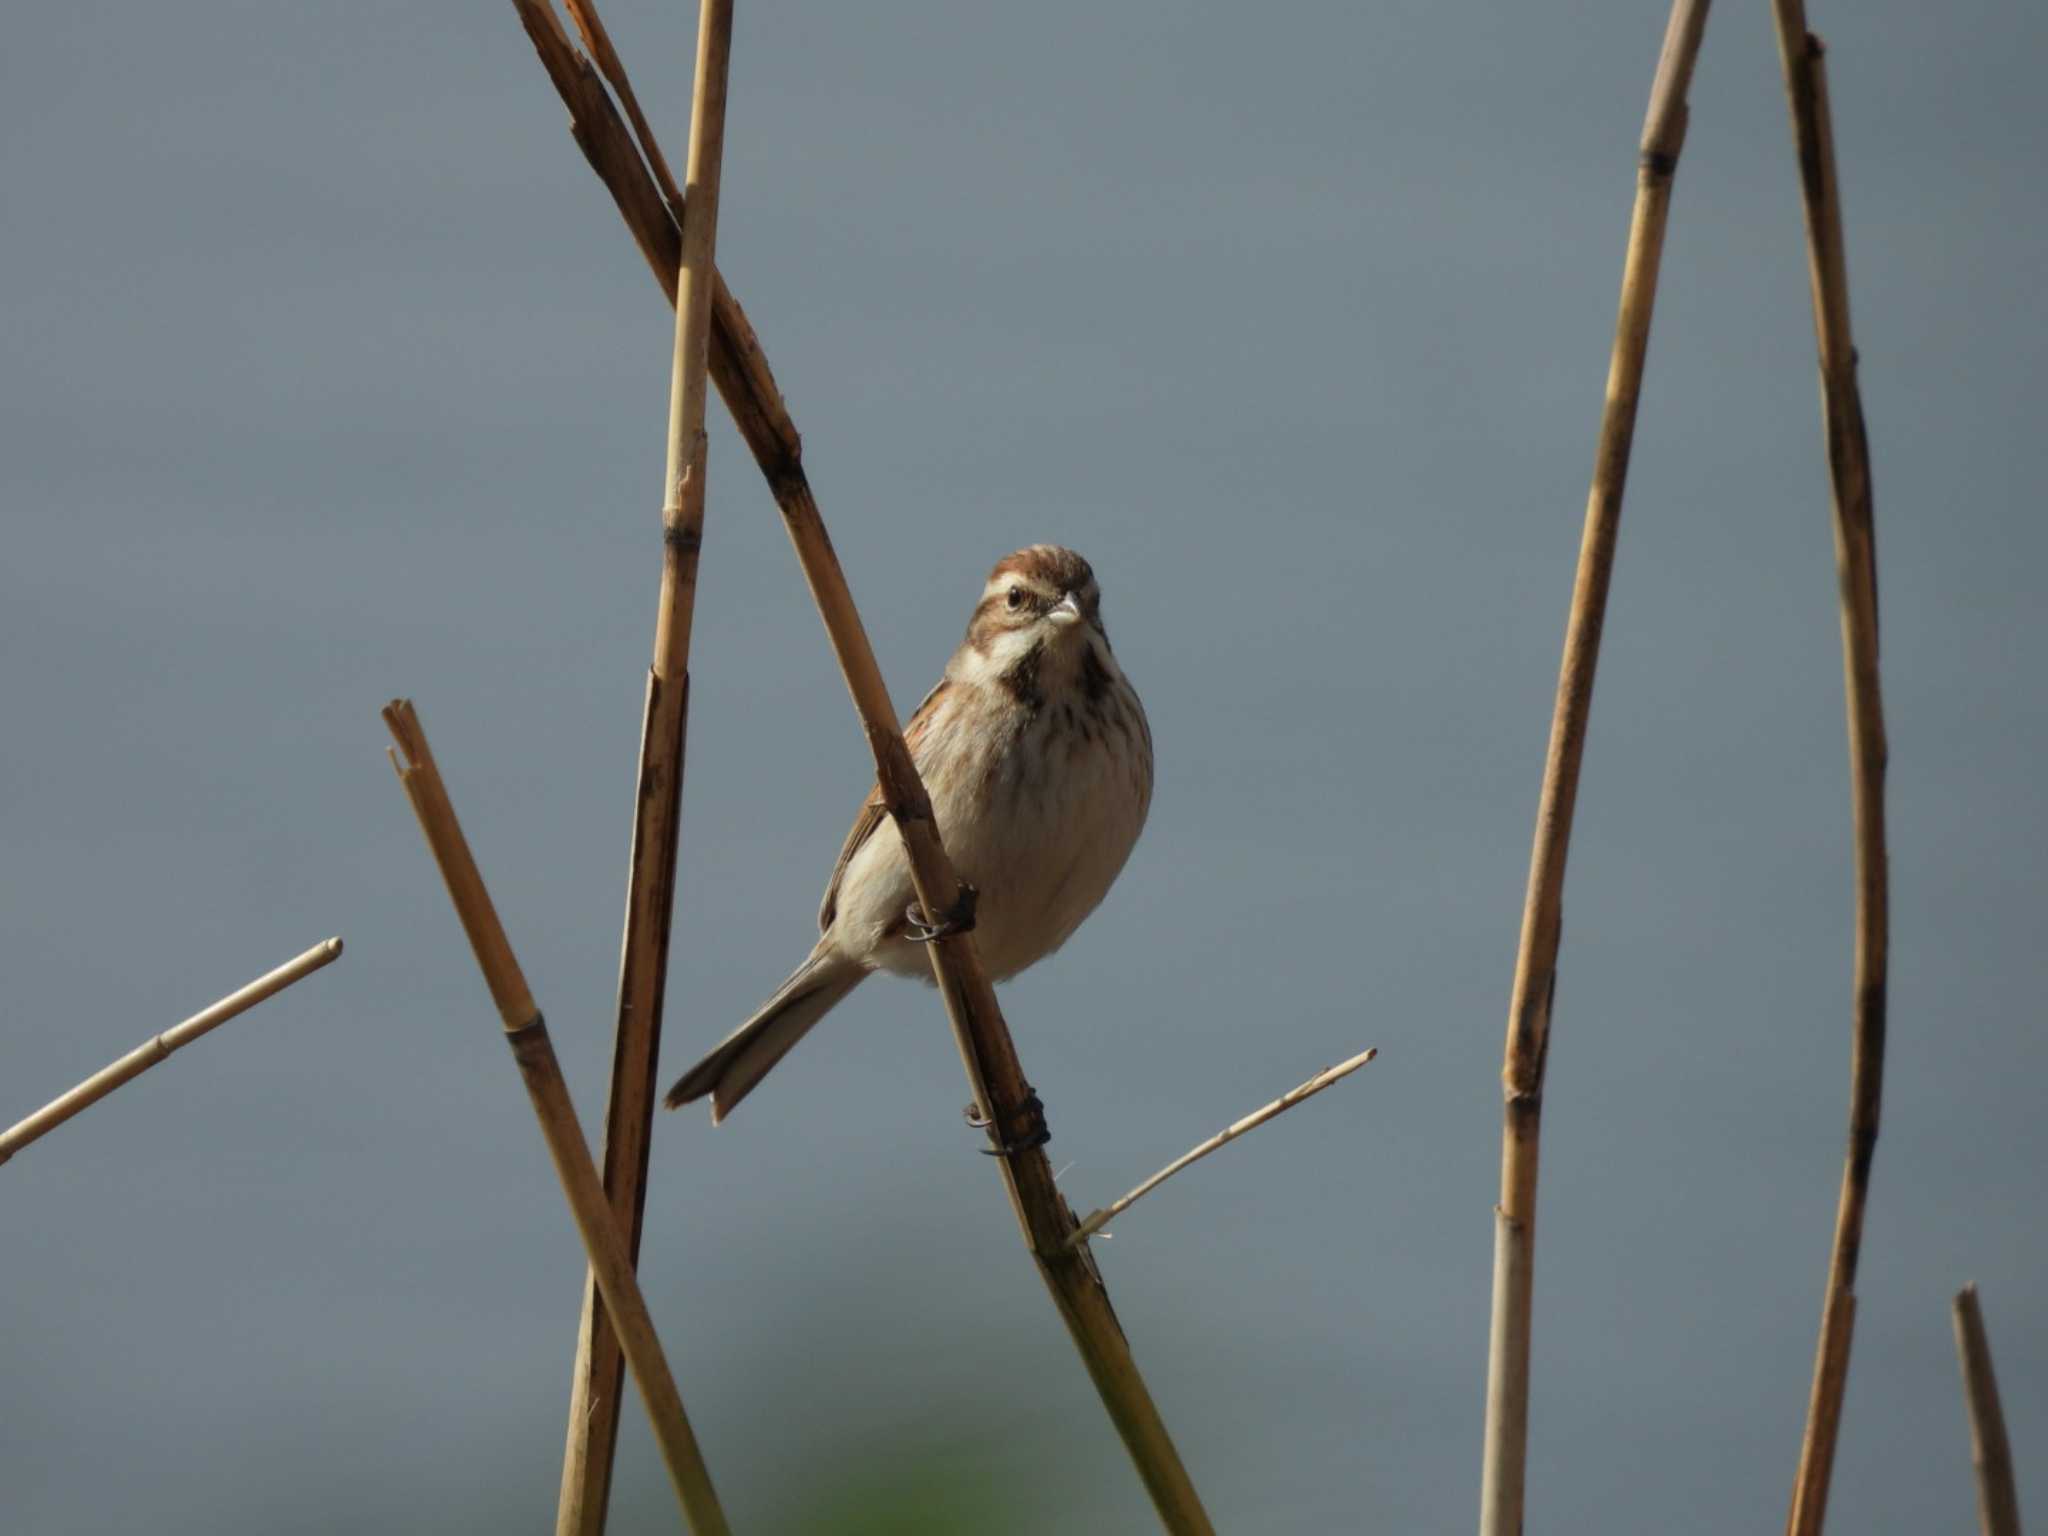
xmin=383 ymin=700 xmax=730 ymax=1536
xmin=555 ymin=4 xmax=735 ymax=1532
xmin=507 ymin=10 xmax=1214 ymax=1531
xmin=1477 ymin=6 xmax=1713 ymax=1534
xmin=1769 ymin=10 xmax=1890 ymax=1534
xmin=1069 ymin=1050 xmax=1377 ymax=1246
xmin=1952 ymin=1285 xmax=2023 ymax=1536
xmin=0 ymin=938 xmax=343 ymax=1166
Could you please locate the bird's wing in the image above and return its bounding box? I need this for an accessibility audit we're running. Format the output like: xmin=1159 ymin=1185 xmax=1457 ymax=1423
xmin=818 ymin=678 xmax=952 ymax=933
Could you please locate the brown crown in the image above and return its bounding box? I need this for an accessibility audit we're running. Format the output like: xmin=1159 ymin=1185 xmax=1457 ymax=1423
xmin=985 ymin=544 xmax=1096 ymax=595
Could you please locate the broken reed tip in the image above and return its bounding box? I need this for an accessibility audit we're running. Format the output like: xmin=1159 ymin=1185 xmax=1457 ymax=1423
xmin=383 ymin=701 xmax=435 ymax=780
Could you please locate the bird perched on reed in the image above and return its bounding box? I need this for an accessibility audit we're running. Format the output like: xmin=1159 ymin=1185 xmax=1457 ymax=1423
xmin=664 ymin=545 xmax=1153 ymax=1122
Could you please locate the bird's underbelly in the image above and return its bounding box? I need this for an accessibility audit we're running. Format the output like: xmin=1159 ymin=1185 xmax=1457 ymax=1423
xmin=842 ymin=711 xmax=1149 ymax=982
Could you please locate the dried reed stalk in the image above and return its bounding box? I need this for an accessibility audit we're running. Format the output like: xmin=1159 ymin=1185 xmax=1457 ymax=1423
xmin=1951 ymin=1285 xmax=2023 ymax=1536
xmin=555 ymin=4 xmax=734 ymax=1532
xmin=1768 ymin=11 xmax=1890 ymax=1535
xmin=505 ymin=11 xmax=1212 ymax=1529
xmin=1477 ymin=6 xmax=1712 ymax=1533
xmin=771 ymin=431 xmax=1215 ymax=1536
xmin=0 ymin=937 xmax=343 ymax=1166
xmin=383 ymin=700 xmax=730 ymax=1536
xmin=1069 ymin=1049 xmax=1377 ymax=1246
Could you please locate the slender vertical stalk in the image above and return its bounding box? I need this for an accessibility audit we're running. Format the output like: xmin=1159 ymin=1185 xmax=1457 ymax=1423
xmin=1768 ymin=11 xmax=1890 ymax=1535
xmin=1952 ymin=1285 xmax=2023 ymax=1536
xmin=1476 ymin=6 xmax=1712 ymax=1534
xmin=555 ymin=4 xmax=736 ymax=1532
xmin=0 ymin=938 xmax=343 ymax=1166
xmin=506 ymin=12 xmax=1212 ymax=1529
xmin=383 ymin=701 xmax=731 ymax=1536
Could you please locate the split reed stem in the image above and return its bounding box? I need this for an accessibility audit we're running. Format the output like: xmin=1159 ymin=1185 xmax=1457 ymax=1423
xmin=554 ymin=3 xmax=735 ymax=1531
xmin=511 ymin=0 xmax=802 ymax=484
xmin=0 ymin=938 xmax=343 ymax=1167
xmin=383 ymin=700 xmax=730 ymax=1536
xmin=1768 ymin=10 xmax=1891 ymax=1534
xmin=559 ymin=0 xmax=687 ymax=219
xmin=1477 ymin=6 xmax=1712 ymax=1533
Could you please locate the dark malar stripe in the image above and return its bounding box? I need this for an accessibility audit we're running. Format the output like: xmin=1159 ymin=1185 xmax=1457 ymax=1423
xmin=1079 ymin=644 xmax=1113 ymax=705
xmin=1000 ymin=639 xmax=1045 ymax=710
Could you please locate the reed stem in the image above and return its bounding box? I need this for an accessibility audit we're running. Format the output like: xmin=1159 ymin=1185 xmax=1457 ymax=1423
xmin=1476 ymin=6 xmax=1712 ymax=1533
xmin=760 ymin=432 xmax=1216 ymax=1536
xmin=384 ymin=700 xmax=730 ymax=1536
xmin=0 ymin=938 xmax=343 ymax=1167
xmin=554 ymin=3 xmax=735 ymax=1531
xmin=1767 ymin=11 xmax=1890 ymax=1533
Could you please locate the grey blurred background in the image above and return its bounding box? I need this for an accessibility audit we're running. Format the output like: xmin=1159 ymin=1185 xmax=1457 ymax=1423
xmin=4 ymin=2 xmax=2042 ymax=1531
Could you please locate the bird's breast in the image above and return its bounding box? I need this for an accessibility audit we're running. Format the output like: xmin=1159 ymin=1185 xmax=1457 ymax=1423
xmin=917 ymin=680 xmax=1151 ymax=979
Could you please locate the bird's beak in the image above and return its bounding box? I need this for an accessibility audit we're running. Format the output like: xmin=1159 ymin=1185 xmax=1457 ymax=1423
xmin=1049 ymin=592 xmax=1083 ymax=626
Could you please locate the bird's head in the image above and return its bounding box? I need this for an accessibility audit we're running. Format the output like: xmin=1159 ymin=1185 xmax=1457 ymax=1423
xmin=964 ymin=544 xmax=1106 ymax=657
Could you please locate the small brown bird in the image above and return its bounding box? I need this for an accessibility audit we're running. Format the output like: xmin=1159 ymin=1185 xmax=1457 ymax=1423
xmin=665 ymin=545 xmax=1153 ymax=1122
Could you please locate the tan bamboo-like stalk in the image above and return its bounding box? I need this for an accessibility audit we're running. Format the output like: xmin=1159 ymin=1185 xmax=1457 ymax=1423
xmin=382 ymin=700 xmax=731 ymax=1536
xmin=769 ymin=428 xmax=1216 ymax=1536
xmin=1951 ymin=1285 xmax=2023 ymax=1536
xmin=0 ymin=938 xmax=343 ymax=1166
xmin=1477 ymin=6 xmax=1712 ymax=1533
xmin=506 ymin=11 xmax=1213 ymax=1531
xmin=1768 ymin=11 xmax=1890 ymax=1535
xmin=554 ymin=4 xmax=735 ymax=1532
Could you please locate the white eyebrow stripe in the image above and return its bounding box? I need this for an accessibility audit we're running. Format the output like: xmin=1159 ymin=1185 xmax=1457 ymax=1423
xmin=980 ymin=576 xmax=1055 ymax=600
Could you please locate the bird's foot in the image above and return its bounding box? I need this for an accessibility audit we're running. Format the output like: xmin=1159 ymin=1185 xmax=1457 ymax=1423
xmin=965 ymin=1089 xmax=1051 ymax=1156
xmin=905 ymin=882 xmax=978 ymax=943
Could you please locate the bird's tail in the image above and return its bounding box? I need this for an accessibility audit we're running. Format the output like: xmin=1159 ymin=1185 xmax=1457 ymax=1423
xmin=663 ymin=948 xmax=866 ymax=1123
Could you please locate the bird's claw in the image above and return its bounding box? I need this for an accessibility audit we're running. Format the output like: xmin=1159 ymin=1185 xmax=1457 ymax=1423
xmin=906 ymin=883 xmax=978 ymax=943
xmin=966 ymin=1089 xmax=1051 ymax=1157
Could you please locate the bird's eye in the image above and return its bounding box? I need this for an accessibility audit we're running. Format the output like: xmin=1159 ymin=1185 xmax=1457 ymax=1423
xmin=1006 ymin=586 xmax=1025 ymax=611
